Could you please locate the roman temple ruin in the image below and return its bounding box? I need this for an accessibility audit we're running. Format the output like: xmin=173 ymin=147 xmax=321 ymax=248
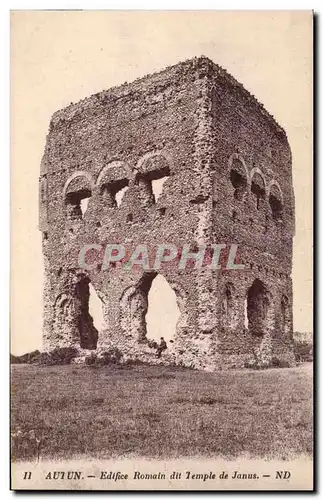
xmin=39 ymin=56 xmax=296 ymax=369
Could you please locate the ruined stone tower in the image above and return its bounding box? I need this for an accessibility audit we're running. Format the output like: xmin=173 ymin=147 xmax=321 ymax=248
xmin=39 ymin=56 xmax=295 ymax=369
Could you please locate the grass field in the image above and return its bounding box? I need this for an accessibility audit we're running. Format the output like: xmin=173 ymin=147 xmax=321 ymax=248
xmin=11 ymin=362 xmax=313 ymax=462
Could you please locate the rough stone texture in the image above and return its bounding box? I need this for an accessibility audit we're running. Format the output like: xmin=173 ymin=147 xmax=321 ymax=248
xmin=39 ymin=56 xmax=296 ymax=370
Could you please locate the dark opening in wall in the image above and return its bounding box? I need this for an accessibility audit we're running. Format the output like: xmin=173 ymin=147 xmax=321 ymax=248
xmin=120 ymin=272 xmax=180 ymax=347
xmin=251 ymin=173 xmax=265 ymax=209
xmin=66 ymin=188 xmax=92 ymax=220
xmin=74 ymin=275 xmax=99 ymax=349
xmin=101 ymin=179 xmax=129 ymax=208
xmin=137 ymin=166 xmax=170 ymax=205
xmin=269 ymin=192 xmax=283 ymax=221
xmin=126 ymin=213 xmax=133 ymax=222
xmin=247 ymin=279 xmax=270 ymax=337
xmin=230 ymin=160 xmax=247 ymax=200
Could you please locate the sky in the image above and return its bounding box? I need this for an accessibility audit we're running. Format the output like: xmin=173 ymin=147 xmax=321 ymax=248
xmin=10 ymin=10 xmax=312 ymax=354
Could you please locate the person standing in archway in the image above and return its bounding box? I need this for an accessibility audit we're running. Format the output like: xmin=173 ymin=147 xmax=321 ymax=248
xmin=156 ymin=337 xmax=167 ymax=358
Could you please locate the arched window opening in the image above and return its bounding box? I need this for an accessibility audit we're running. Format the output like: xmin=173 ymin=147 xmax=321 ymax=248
xmin=251 ymin=173 xmax=265 ymax=210
xmin=66 ymin=188 xmax=91 ymax=220
xmin=230 ymin=161 xmax=247 ymax=200
xmin=247 ymin=279 xmax=270 ymax=337
xmin=137 ymin=166 xmax=170 ymax=206
xmin=269 ymin=190 xmax=283 ymax=221
xmin=101 ymin=178 xmax=129 ymax=208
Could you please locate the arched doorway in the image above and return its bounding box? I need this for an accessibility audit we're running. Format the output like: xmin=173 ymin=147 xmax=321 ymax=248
xmin=146 ymin=274 xmax=180 ymax=343
xmin=74 ymin=275 xmax=99 ymax=349
xmin=53 ymin=274 xmax=101 ymax=349
xmin=247 ymin=279 xmax=271 ymax=337
xmin=120 ymin=273 xmax=181 ymax=344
